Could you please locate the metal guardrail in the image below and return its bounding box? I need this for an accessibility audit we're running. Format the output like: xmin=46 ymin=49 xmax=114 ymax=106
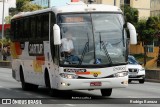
xmin=146 ymin=70 xmax=160 ymax=83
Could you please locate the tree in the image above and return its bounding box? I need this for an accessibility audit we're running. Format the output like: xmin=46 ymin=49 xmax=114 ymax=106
xmin=5 ymin=16 xmax=12 ymax=24
xmin=16 ymin=0 xmax=42 ymax=12
xmin=9 ymin=8 xmax=18 ymax=16
xmin=16 ymin=0 xmax=30 ymax=12
xmin=21 ymin=1 xmax=42 ymax=12
xmin=121 ymin=4 xmax=139 ymax=25
xmin=136 ymin=18 xmax=156 ymax=66
xmin=148 ymin=16 xmax=160 ymax=66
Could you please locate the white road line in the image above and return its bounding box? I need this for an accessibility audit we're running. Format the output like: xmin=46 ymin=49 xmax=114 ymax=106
xmin=65 ymin=104 xmax=76 ymax=106
xmin=5 ymin=88 xmax=12 ymax=90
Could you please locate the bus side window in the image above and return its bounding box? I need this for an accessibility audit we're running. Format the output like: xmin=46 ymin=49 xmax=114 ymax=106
xmin=19 ymin=19 xmax=24 ymax=41
xmin=24 ymin=18 xmax=29 ymax=40
xmin=30 ymin=16 xmax=36 ymax=40
xmin=36 ymin=15 xmax=42 ymax=39
xmin=15 ymin=20 xmax=19 ymax=40
xmin=11 ymin=20 xmax=15 ymax=40
xmin=42 ymin=13 xmax=49 ymax=40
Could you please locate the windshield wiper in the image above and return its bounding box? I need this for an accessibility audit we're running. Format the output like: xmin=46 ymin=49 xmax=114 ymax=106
xmin=79 ymin=34 xmax=89 ymax=65
xmin=99 ymin=32 xmax=112 ymax=64
xmin=79 ymin=42 xmax=89 ymax=65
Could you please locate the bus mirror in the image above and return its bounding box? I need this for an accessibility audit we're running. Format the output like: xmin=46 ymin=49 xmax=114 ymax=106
xmin=53 ymin=24 xmax=61 ymax=45
xmin=127 ymin=22 xmax=137 ymax=45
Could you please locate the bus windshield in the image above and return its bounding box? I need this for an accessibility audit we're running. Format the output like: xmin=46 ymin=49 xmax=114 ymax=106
xmin=57 ymin=13 xmax=127 ymax=66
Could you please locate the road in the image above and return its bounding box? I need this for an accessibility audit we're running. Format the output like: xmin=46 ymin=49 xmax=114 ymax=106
xmin=0 ymin=68 xmax=160 ymax=107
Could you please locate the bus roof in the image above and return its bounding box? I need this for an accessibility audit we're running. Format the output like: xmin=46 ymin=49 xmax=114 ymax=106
xmin=12 ymin=4 xmax=122 ymax=19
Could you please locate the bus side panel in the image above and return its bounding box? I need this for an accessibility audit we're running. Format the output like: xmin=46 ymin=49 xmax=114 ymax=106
xmin=12 ymin=59 xmax=21 ymax=82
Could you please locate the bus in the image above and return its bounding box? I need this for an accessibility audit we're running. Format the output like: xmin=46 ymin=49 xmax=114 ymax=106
xmin=10 ymin=3 xmax=137 ymax=96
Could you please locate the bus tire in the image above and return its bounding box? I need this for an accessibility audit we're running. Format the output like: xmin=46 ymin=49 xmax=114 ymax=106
xmin=20 ymin=67 xmax=38 ymax=91
xmin=100 ymin=88 xmax=112 ymax=96
xmin=20 ymin=67 xmax=30 ymax=90
xmin=44 ymin=70 xmax=58 ymax=96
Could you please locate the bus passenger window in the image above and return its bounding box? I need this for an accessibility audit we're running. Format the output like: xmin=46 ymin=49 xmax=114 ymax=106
xmin=42 ymin=13 xmax=49 ymax=40
xmin=11 ymin=20 xmax=15 ymax=40
xmin=19 ymin=19 xmax=24 ymax=40
xmin=36 ymin=15 xmax=42 ymax=38
xmin=15 ymin=20 xmax=19 ymax=40
xmin=24 ymin=18 xmax=30 ymax=39
xmin=30 ymin=17 xmax=36 ymax=39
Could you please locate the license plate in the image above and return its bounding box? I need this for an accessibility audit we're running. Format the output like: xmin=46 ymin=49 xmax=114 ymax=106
xmin=90 ymin=82 xmax=101 ymax=86
xmin=130 ymin=75 xmax=137 ymax=77
xmin=129 ymin=72 xmax=137 ymax=75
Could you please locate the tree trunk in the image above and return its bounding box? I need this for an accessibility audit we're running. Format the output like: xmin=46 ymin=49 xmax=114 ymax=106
xmin=144 ymin=45 xmax=147 ymax=66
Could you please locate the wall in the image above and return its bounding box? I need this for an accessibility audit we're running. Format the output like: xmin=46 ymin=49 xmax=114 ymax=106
xmin=0 ymin=2 xmax=9 ymax=24
xmin=130 ymin=0 xmax=150 ymax=19
xmin=130 ymin=42 xmax=159 ymax=68
xmin=130 ymin=42 xmax=159 ymax=58
xmin=83 ymin=0 xmax=121 ymax=7
xmin=146 ymin=70 xmax=160 ymax=81
xmin=151 ymin=0 xmax=160 ymax=16
xmin=101 ymin=0 xmax=121 ymax=7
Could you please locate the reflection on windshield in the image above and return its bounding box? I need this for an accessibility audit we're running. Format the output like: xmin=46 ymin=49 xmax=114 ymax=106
xmin=58 ymin=13 xmax=127 ymax=66
xmin=128 ymin=56 xmax=138 ymax=65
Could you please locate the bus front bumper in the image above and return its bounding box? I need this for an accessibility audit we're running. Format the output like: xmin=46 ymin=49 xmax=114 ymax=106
xmin=56 ymin=77 xmax=128 ymax=90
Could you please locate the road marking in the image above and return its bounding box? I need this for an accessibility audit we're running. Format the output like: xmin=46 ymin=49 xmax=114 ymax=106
xmin=5 ymin=88 xmax=11 ymax=90
xmin=65 ymin=104 xmax=76 ymax=106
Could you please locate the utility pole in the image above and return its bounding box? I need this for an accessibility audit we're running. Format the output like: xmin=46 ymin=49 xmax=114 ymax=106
xmin=1 ymin=0 xmax=5 ymax=60
xmin=48 ymin=0 xmax=50 ymax=7
xmin=114 ymin=0 xmax=116 ymax=6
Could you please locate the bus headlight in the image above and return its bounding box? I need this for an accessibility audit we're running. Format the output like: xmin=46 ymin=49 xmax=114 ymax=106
xmin=114 ymin=71 xmax=128 ymax=77
xmin=60 ymin=73 xmax=78 ymax=79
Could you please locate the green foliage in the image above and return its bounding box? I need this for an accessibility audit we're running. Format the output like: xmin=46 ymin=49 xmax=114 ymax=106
xmin=9 ymin=8 xmax=18 ymax=16
xmin=136 ymin=20 xmax=146 ymax=41
xmin=0 ymin=38 xmax=11 ymax=46
xmin=16 ymin=0 xmax=42 ymax=12
xmin=136 ymin=17 xmax=158 ymax=42
xmin=121 ymin=4 xmax=138 ymax=25
xmin=16 ymin=0 xmax=30 ymax=11
xmin=21 ymin=1 xmax=43 ymax=12
xmin=4 ymin=16 xmax=12 ymax=24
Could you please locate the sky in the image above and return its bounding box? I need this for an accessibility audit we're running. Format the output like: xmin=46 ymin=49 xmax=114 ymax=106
xmin=52 ymin=0 xmax=71 ymax=6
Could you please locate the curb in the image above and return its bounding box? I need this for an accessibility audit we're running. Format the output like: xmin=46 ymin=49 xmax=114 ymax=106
xmin=145 ymin=79 xmax=160 ymax=83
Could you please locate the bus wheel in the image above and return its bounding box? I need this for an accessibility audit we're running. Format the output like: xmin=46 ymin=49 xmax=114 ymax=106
xmin=20 ymin=68 xmax=38 ymax=91
xmin=100 ymin=88 xmax=112 ymax=96
xmin=45 ymin=70 xmax=58 ymax=96
xmin=20 ymin=68 xmax=29 ymax=90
